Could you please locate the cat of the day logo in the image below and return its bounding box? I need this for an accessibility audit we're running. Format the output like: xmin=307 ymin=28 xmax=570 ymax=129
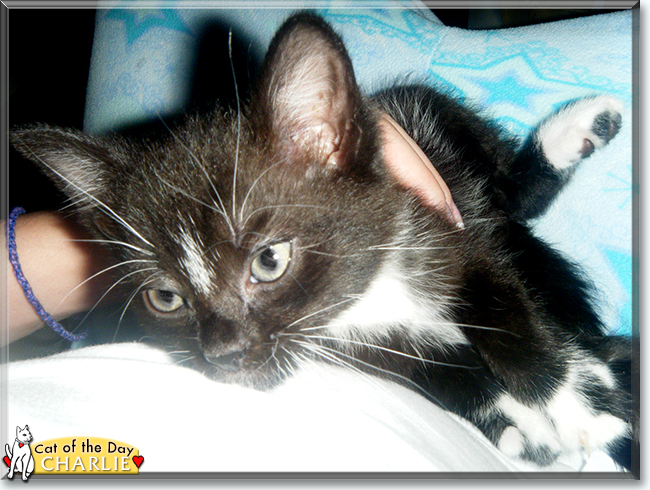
xmin=4 ymin=426 xmax=144 ymax=479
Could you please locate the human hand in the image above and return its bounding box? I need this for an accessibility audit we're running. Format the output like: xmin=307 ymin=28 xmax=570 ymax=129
xmin=379 ymin=114 xmax=464 ymax=228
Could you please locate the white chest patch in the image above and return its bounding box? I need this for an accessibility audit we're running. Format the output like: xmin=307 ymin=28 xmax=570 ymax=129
xmin=324 ymin=258 xmax=466 ymax=347
xmin=177 ymin=227 xmax=214 ymax=295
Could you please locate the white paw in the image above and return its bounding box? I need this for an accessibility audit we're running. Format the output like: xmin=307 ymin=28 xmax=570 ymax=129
xmin=495 ymin=360 xmax=630 ymax=466
xmin=545 ymin=367 xmax=630 ymax=456
xmin=498 ymin=426 xmax=526 ymax=456
xmin=537 ymin=95 xmax=623 ymax=170
xmin=496 ymin=394 xmax=563 ymax=465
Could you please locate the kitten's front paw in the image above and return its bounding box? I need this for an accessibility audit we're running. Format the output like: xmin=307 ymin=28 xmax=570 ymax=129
xmin=537 ymin=95 xmax=623 ymax=170
xmin=498 ymin=426 xmax=561 ymax=466
xmin=493 ymin=369 xmax=630 ymax=468
xmin=494 ymin=395 xmax=565 ymax=466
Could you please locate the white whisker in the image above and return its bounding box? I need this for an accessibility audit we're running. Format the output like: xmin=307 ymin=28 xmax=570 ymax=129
xmin=159 ymin=177 xmax=231 ymax=221
xmin=301 ymin=249 xmax=377 ymax=259
xmin=230 ymin=29 xmax=242 ymax=232
xmin=174 ymin=356 xmax=197 ymax=365
xmin=293 ymin=323 xmax=330 ymax=333
xmin=23 ymin=146 xmax=153 ymax=247
xmin=297 ymin=319 xmax=518 ymax=338
xmin=288 ymin=348 xmax=431 ymax=410
xmin=239 ymin=156 xmax=291 ymax=224
xmin=369 ymin=245 xmax=455 ymax=251
xmin=113 ymin=271 xmax=163 ymax=342
xmin=290 ymin=339 xmax=358 ymax=374
xmin=289 ymin=338 xmax=443 ymax=404
xmin=283 ymin=297 xmax=356 ymax=330
xmin=155 ymin=115 xmax=236 ymax=238
xmin=288 ymin=339 xmax=437 ymax=406
xmin=410 ymin=264 xmax=454 ymax=278
xmin=54 ymin=258 xmax=157 ymax=313
xmin=298 ymin=333 xmax=479 ymax=369
xmin=242 ymin=204 xmax=336 ymax=229
xmin=295 ymin=235 xmax=339 ymax=250
xmin=72 ymin=266 xmax=159 ymax=332
xmin=68 ymin=238 xmax=155 ymax=256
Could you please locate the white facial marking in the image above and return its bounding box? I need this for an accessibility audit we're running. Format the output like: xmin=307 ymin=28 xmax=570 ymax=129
xmin=178 ymin=227 xmax=214 ymax=295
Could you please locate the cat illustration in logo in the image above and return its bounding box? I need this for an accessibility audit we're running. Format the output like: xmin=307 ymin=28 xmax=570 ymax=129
xmin=5 ymin=425 xmax=35 ymax=481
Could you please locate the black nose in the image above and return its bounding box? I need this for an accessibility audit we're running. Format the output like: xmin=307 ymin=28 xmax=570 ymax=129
xmin=203 ymin=350 xmax=245 ymax=372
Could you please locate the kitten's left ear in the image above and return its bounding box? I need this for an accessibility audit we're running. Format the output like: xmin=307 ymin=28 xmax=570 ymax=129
xmin=254 ymin=13 xmax=370 ymax=171
xmin=11 ymin=125 xmax=113 ymax=206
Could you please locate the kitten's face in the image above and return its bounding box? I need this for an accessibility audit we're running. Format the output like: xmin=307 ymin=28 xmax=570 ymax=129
xmin=112 ymin=111 xmax=401 ymax=388
xmin=12 ymin=15 xmax=430 ymax=388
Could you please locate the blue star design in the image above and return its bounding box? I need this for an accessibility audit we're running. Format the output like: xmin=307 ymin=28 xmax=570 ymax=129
xmin=104 ymin=7 xmax=192 ymax=46
xmin=603 ymin=165 xmax=633 ymax=210
xmin=467 ymin=70 xmax=550 ymax=111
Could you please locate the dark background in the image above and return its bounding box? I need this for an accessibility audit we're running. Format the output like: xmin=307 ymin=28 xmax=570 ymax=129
xmin=8 ymin=8 xmax=622 ymax=214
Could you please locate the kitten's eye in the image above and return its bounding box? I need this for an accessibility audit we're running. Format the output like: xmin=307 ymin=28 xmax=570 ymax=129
xmin=144 ymin=289 xmax=185 ymax=313
xmin=250 ymin=241 xmax=292 ymax=284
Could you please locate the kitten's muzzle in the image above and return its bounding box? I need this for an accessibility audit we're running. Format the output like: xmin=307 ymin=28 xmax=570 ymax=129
xmin=203 ymin=350 xmax=246 ymax=372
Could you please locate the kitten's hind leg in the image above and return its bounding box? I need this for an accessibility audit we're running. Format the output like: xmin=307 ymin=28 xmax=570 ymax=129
xmin=537 ymin=96 xmax=623 ymax=171
xmin=500 ymin=96 xmax=623 ymax=221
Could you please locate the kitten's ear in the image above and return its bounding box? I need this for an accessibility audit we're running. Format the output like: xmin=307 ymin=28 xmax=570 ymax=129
xmin=254 ymin=13 xmax=370 ymax=171
xmin=11 ymin=125 xmax=114 ymax=206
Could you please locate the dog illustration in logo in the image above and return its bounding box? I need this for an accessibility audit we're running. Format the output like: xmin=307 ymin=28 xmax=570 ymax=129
xmin=5 ymin=425 xmax=35 ymax=481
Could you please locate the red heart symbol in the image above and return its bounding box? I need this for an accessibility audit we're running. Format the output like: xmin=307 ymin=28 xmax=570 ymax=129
xmin=132 ymin=455 xmax=144 ymax=468
xmin=3 ymin=455 xmax=11 ymax=467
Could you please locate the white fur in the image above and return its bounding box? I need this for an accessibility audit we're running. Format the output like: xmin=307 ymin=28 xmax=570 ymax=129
xmin=498 ymin=426 xmax=526 ymax=457
xmin=545 ymin=363 xmax=629 ymax=455
xmin=496 ymin=359 xmax=629 ymax=465
xmin=178 ymin=226 xmax=214 ymax=295
xmin=325 ymin=256 xmax=467 ymax=347
xmin=537 ymin=95 xmax=623 ymax=170
xmin=583 ymin=359 xmax=617 ymax=390
xmin=496 ymin=394 xmax=563 ymax=457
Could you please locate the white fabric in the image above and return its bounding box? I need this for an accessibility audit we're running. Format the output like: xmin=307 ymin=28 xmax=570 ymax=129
xmin=4 ymin=343 xmax=621 ymax=476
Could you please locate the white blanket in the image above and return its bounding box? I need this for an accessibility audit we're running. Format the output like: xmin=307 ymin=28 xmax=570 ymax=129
xmin=5 ymin=343 xmax=622 ymax=477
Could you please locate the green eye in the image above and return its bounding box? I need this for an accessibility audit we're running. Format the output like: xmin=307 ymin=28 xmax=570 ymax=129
xmin=250 ymin=241 xmax=292 ymax=284
xmin=144 ymin=289 xmax=185 ymax=313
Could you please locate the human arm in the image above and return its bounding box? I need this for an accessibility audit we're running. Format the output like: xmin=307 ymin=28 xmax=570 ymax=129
xmin=3 ymin=211 xmax=113 ymax=346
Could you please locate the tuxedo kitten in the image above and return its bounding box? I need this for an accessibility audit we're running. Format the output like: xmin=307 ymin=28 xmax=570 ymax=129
xmin=12 ymin=13 xmax=636 ymax=471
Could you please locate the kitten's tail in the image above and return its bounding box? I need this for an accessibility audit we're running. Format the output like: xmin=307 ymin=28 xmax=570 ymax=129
xmin=5 ymin=443 xmax=12 ymax=458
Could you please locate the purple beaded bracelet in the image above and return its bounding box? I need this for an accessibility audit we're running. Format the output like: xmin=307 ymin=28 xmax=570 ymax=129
xmin=6 ymin=207 xmax=87 ymax=342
